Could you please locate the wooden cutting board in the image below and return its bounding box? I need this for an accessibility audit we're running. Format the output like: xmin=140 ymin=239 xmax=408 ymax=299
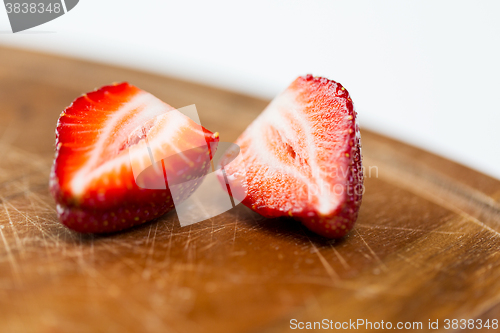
xmin=1 ymin=46 xmax=499 ymax=333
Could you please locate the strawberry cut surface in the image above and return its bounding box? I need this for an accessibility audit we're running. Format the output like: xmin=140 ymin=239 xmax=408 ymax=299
xmin=50 ymin=82 xmax=219 ymax=233
xmin=223 ymin=75 xmax=363 ymax=238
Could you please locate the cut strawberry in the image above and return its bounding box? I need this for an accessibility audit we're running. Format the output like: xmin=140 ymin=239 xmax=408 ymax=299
xmin=222 ymin=75 xmax=363 ymax=238
xmin=50 ymin=82 xmax=219 ymax=233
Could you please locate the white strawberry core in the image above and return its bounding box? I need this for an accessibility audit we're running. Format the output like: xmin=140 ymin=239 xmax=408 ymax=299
xmin=243 ymin=88 xmax=346 ymax=215
xmin=70 ymin=92 xmax=199 ymax=196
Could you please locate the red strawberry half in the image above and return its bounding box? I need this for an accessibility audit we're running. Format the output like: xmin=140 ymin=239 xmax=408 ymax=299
xmin=222 ymin=75 xmax=363 ymax=238
xmin=50 ymin=82 xmax=219 ymax=233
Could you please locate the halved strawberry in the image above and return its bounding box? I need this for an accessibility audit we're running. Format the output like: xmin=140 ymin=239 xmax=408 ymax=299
xmin=222 ymin=75 xmax=363 ymax=238
xmin=50 ymin=82 xmax=219 ymax=233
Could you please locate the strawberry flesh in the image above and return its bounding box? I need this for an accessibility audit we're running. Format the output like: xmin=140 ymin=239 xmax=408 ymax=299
xmin=50 ymin=82 xmax=219 ymax=233
xmin=222 ymin=75 xmax=363 ymax=238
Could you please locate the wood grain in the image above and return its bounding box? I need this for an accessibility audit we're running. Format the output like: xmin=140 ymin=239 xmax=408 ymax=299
xmin=0 ymin=46 xmax=499 ymax=333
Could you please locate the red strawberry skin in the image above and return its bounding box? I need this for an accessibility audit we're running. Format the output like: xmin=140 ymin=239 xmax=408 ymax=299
xmin=223 ymin=75 xmax=363 ymax=238
xmin=50 ymin=82 xmax=218 ymax=233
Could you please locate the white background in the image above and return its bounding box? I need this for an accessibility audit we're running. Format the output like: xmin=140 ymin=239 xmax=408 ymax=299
xmin=0 ymin=0 xmax=499 ymax=179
